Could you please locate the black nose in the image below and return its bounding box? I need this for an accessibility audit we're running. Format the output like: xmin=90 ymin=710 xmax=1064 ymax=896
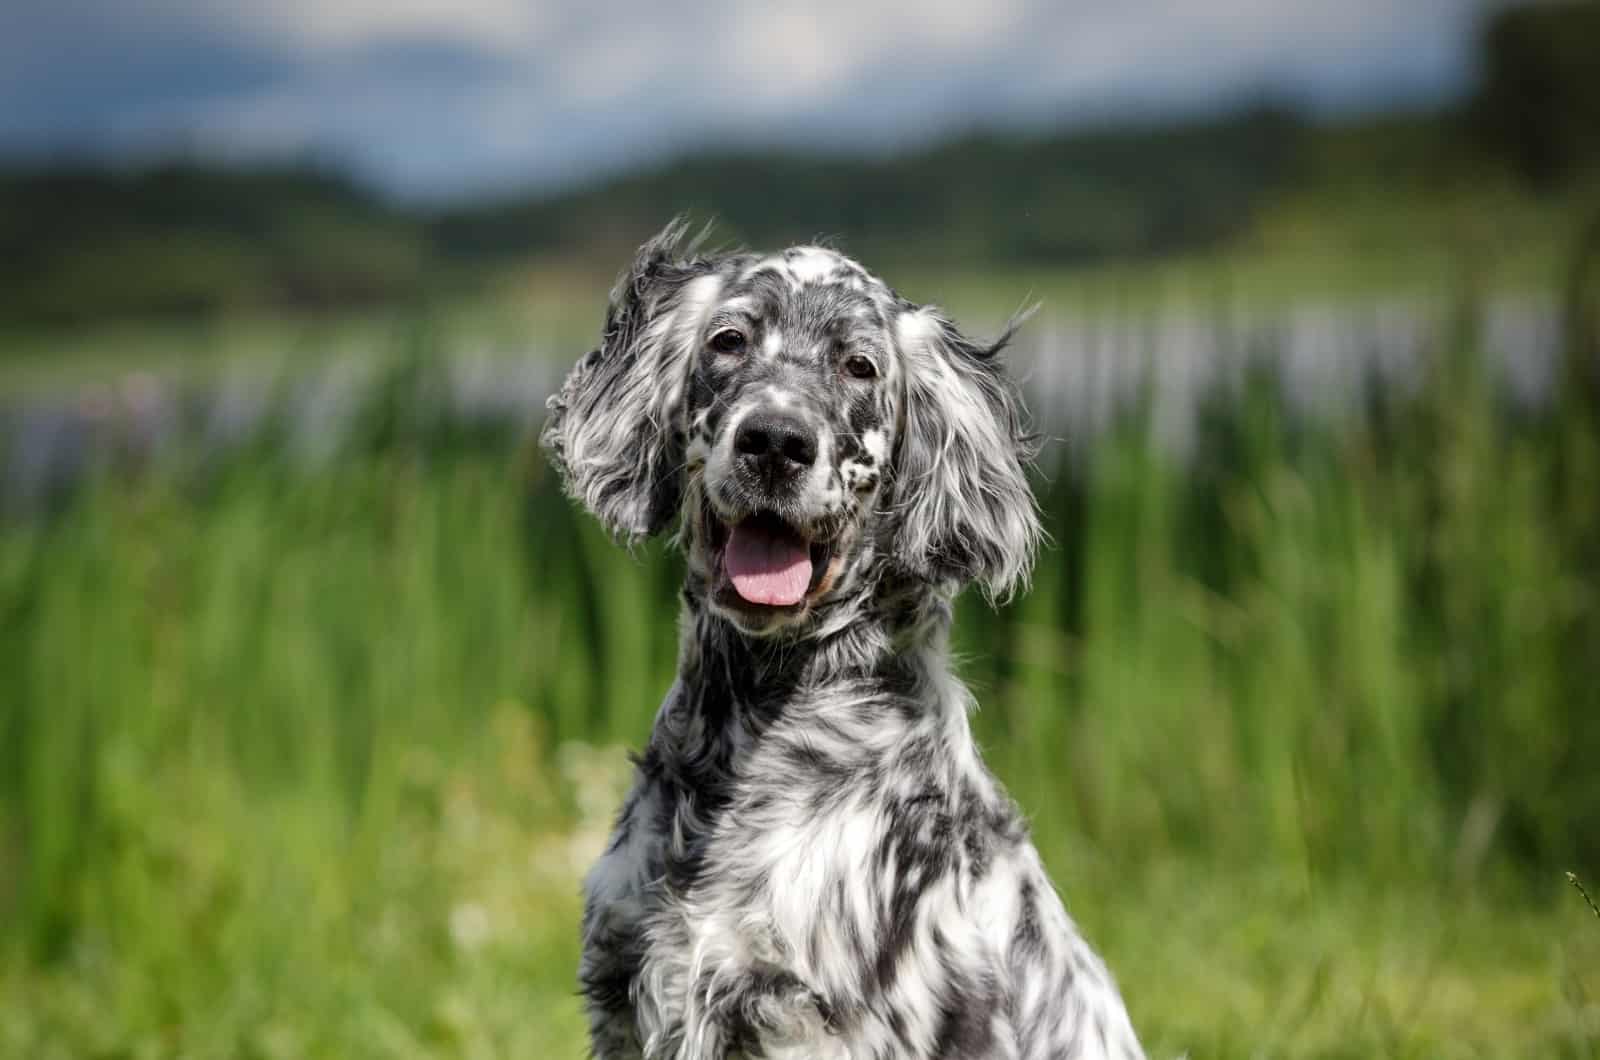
xmin=734 ymin=410 xmax=817 ymax=475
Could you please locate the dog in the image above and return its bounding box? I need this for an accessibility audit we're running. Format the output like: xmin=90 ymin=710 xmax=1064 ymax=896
xmin=543 ymin=221 xmax=1145 ymax=1059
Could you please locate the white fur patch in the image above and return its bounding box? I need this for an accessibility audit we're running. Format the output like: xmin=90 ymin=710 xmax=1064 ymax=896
xmin=675 ymin=274 xmax=726 ymax=348
xmin=859 ymin=427 xmax=889 ymax=464
xmin=785 ymin=246 xmax=841 ymax=285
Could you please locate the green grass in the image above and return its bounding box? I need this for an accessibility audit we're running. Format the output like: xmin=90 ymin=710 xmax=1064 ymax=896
xmin=3 ymin=287 xmax=1600 ymax=1057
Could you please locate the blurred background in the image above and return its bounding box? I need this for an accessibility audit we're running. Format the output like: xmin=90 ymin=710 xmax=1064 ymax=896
xmin=2 ymin=0 xmax=1599 ymax=1055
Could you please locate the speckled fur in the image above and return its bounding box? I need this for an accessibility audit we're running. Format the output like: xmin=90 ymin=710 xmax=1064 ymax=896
xmin=543 ymin=222 xmax=1145 ymax=1059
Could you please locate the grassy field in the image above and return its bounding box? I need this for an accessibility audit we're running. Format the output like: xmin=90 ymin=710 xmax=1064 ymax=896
xmin=3 ymin=270 xmax=1600 ymax=1058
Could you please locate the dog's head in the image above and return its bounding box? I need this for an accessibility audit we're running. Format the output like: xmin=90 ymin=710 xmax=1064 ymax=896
xmin=544 ymin=221 xmax=1041 ymax=636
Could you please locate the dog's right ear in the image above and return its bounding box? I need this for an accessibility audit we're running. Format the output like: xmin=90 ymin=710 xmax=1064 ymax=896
xmin=887 ymin=305 xmax=1043 ymax=603
xmin=542 ymin=221 xmax=723 ymax=542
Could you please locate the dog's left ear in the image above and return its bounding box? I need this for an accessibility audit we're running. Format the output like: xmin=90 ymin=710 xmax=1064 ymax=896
xmin=889 ymin=305 xmax=1043 ymax=602
xmin=542 ymin=221 xmax=722 ymax=542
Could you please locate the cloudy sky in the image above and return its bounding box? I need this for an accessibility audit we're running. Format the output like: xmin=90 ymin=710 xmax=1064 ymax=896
xmin=1 ymin=0 xmax=1505 ymax=200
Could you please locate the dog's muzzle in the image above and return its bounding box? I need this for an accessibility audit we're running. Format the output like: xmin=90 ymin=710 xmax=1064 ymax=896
xmin=701 ymin=407 xmax=848 ymax=626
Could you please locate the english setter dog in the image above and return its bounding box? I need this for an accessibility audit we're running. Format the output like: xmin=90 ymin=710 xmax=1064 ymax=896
xmin=544 ymin=221 xmax=1145 ymax=1060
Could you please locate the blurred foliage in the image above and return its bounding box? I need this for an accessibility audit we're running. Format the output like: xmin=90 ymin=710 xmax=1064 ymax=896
xmin=0 ymin=104 xmax=1556 ymax=331
xmin=431 ymin=106 xmax=1307 ymax=267
xmin=1471 ymin=0 xmax=1600 ymax=188
xmin=0 ymin=163 xmax=428 ymax=325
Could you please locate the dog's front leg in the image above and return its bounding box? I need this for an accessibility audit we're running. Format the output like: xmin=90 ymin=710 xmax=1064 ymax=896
xmin=579 ymin=881 xmax=647 ymax=1058
xmin=579 ymin=782 xmax=665 ymax=1059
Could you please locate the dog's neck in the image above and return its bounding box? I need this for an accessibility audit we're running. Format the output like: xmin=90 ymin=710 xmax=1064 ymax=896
xmin=643 ymin=576 xmax=976 ymax=895
xmin=675 ymin=571 xmax=958 ymax=729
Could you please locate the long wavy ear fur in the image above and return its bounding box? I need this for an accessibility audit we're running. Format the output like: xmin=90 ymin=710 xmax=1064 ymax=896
xmin=542 ymin=220 xmax=722 ymax=541
xmin=889 ymin=306 xmax=1043 ymax=602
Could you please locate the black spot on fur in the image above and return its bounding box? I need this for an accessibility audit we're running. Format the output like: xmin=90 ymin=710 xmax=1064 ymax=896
xmin=933 ymin=980 xmax=995 ymax=1058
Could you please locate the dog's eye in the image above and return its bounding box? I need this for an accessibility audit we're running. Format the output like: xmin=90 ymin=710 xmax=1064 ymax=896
xmin=844 ymin=354 xmax=877 ymax=380
xmin=709 ymin=328 xmax=746 ymax=355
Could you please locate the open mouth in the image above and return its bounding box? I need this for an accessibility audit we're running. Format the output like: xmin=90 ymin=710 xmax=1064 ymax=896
xmin=706 ymin=508 xmax=833 ymax=612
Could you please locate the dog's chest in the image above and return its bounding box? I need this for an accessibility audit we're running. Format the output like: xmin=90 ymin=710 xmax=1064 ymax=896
xmin=627 ymin=747 xmax=900 ymax=1056
xmin=671 ymin=746 xmax=887 ymax=948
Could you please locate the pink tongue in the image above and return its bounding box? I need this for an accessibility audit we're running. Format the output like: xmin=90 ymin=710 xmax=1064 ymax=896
xmin=725 ymin=522 xmax=813 ymax=606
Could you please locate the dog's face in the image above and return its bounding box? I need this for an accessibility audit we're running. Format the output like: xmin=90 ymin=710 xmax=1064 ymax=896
xmin=684 ymin=248 xmax=897 ymax=632
xmin=544 ymin=223 xmax=1041 ymax=637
